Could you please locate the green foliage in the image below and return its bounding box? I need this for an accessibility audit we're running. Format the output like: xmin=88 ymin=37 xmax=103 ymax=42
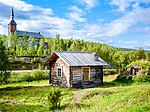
xmin=8 ymin=72 xmax=32 ymax=83
xmin=114 ymin=75 xmax=133 ymax=84
xmin=38 ymin=64 xmax=42 ymax=70
xmin=103 ymin=69 xmax=117 ymax=75
xmin=0 ymin=38 xmax=11 ymax=83
xmin=133 ymin=74 xmax=150 ymax=82
xmin=134 ymin=48 xmax=146 ymax=60
xmin=32 ymin=70 xmax=45 ymax=80
xmin=48 ymin=88 xmax=63 ymax=110
xmin=2 ymin=34 xmax=148 ymax=71
xmin=37 ymin=39 xmax=44 ymax=56
xmin=128 ymin=61 xmax=150 ymax=70
xmin=32 ymin=57 xmax=40 ymax=63
xmin=21 ymin=73 xmax=34 ymax=82
xmin=7 ymin=70 xmax=49 ymax=83
xmin=146 ymin=52 xmax=150 ymax=61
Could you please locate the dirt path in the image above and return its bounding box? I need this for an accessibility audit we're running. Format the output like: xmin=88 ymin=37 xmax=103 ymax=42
xmin=71 ymin=89 xmax=91 ymax=105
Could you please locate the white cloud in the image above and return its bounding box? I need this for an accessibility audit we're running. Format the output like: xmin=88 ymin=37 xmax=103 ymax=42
xmin=0 ymin=0 xmax=53 ymax=14
xmin=109 ymin=0 xmax=150 ymax=13
xmin=0 ymin=25 xmax=7 ymax=35
xmin=76 ymin=0 xmax=98 ymax=9
xmin=67 ymin=5 xmax=86 ymax=22
xmin=143 ymin=42 xmax=150 ymax=50
xmin=106 ymin=2 xmax=150 ymax=36
xmin=0 ymin=0 xmax=150 ymax=50
xmin=109 ymin=0 xmax=130 ymax=12
xmin=0 ymin=0 xmax=74 ymax=37
xmin=117 ymin=40 xmax=139 ymax=44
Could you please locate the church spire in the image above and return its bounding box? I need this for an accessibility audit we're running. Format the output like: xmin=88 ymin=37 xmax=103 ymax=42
xmin=11 ymin=6 xmax=14 ymax=20
xmin=9 ymin=6 xmax=17 ymax=25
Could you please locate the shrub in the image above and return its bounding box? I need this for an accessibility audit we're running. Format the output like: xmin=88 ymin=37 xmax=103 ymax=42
xmin=7 ymin=72 xmax=20 ymax=83
xmin=22 ymin=73 xmax=34 ymax=82
xmin=133 ymin=74 xmax=150 ymax=82
xmin=43 ymin=71 xmax=49 ymax=79
xmin=48 ymin=88 xmax=63 ymax=110
xmin=114 ymin=75 xmax=133 ymax=83
xmin=104 ymin=69 xmax=117 ymax=75
xmin=38 ymin=64 xmax=42 ymax=70
xmin=0 ymin=72 xmax=11 ymax=84
xmin=32 ymin=57 xmax=40 ymax=63
xmin=6 ymin=70 xmax=48 ymax=83
xmin=32 ymin=70 xmax=44 ymax=80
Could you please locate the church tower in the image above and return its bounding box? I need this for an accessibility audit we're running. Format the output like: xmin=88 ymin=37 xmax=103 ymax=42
xmin=8 ymin=7 xmax=17 ymax=47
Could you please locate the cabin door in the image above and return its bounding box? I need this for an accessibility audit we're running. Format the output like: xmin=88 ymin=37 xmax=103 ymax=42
xmin=83 ymin=68 xmax=89 ymax=81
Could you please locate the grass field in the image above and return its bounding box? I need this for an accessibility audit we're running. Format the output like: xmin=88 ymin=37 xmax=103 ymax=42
xmin=0 ymin=75 xmax=150 ymax=112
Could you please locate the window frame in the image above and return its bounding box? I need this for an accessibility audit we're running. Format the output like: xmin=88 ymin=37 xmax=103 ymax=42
xmin=57 ymin=67 xmax=62 ymax=77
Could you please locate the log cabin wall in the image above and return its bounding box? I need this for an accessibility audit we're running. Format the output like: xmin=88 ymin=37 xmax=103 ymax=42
xmin=51 ymin=57 xmax=70 ymax=87
xmin=70 ymin=66 xmax=103 ymax=87
xmin=90 ymin=66 xmax=103 ymax=84
xmin=71 ymin=67 xmax=83 ymax=85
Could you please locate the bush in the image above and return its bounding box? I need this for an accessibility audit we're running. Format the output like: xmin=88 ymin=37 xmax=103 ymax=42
xmin=104 ymin=69 xmax=117 ymax=75
xmin=48 ymin=88 xmax=63 ymax=110
xmin=8 ymin=72 xmax=20 ymax=83
xmin=6 ymin=70 xmax=49 ymax=83
xmin=114 ymin=75 xmax=133 ymax=83
xmin=22 ymin=73 xmax=34 ymax=82
xmin=0 ymin=72 xmax=11 ymax=84
xmin=9 ymin=59 xmax=24 ymax=64
xmin=32 ymin=57 xmax=40 ymax=63
xmin=8 ymin=72 xmax=34 ymax=83
xmin=133 ymin=74 xmax=150 ymax=82
xmin=32 ymin=70 xmax=44 ymax=80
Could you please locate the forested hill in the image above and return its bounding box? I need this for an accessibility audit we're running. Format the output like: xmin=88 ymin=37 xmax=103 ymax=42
xmin=0 ymin=34 xmax=150 ymax=69
xmin=120 ymin=48 xmax=150 ymax=53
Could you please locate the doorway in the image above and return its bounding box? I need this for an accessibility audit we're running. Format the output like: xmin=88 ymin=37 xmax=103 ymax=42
xmin=83 ymin=67 xmax=89 ymax=81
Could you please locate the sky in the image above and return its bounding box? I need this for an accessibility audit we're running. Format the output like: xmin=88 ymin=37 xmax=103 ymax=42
xmin=0 ymin=0 xmax=150 ymax=50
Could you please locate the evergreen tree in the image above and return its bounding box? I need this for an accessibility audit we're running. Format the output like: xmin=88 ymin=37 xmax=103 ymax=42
xmin=37 ymin=39 xmax=44 ymax=56
xmin=0 ymin=39 xmax=11 ymax=83
xmin=34 ymin=45 xmax=38 ymax=56
xmin=23 ymin=32 xmax=29 ymax=50
xmin=135 ymin=48 xmax=146 ymax=60
xmin=146 ymin=52 xmax=150 ymax=61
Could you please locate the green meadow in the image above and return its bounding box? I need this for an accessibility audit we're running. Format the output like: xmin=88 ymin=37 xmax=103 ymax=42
xmin=0 ymin=75 xmax=150 ymax=112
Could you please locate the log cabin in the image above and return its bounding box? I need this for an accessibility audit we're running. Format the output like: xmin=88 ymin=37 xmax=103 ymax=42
xmin=47 ymin=51 xmax=108 ymax=88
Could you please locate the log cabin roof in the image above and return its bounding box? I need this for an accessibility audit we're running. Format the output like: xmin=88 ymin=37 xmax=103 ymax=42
xmin=47 ymin=51 xmax=108 ymax=66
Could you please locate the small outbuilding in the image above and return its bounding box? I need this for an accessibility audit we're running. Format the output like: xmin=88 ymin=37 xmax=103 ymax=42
xmin=47 ymin=51 xmax=108 ymax=88
xmin=129 ymin=65 xmax=141 ymax=75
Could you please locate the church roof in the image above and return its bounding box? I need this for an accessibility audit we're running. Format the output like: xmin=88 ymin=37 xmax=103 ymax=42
xmin=16 ymin=30 xmax=42 ymax=38
xmin=9 ymin=20 xmax=17 ymax=25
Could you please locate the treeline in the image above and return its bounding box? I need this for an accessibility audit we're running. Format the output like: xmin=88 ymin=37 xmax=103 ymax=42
xmin=0 ymin=33 xmax=150 ymax=70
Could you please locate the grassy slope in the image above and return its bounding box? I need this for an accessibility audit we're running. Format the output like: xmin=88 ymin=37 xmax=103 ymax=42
xmin=0 ymin=78 xmax=150 ymax=112
xmin=0 ymin=84 xmax=74 ymax=112
xmin=66 ymin=84 xmax=150 ymax=112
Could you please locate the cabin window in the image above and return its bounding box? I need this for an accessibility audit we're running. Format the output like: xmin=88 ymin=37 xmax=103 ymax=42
xmin=57 ymin=67 xmax=62 ymax=77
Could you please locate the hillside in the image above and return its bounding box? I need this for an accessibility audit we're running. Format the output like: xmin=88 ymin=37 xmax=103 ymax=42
xmin=120 ymin=47 xmax=150 ymax=53
xmin=1 ymin=35 xmax=149 ymax=71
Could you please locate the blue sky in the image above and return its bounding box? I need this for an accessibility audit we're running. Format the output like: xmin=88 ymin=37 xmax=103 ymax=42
xmin=0 ymin=0 xmax=150 ymax=50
